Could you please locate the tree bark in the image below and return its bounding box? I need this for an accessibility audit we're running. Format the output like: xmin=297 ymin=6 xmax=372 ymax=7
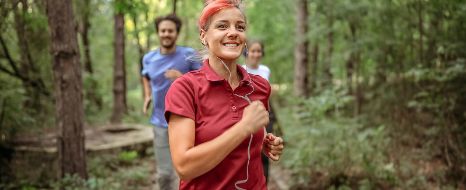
xmin=294 ymin=0 xmax=309 ymax=97
xmin=45 ymin=0 xmax=87 ymax=180
xmin=110 ymin=5 xmax=127 ymax=123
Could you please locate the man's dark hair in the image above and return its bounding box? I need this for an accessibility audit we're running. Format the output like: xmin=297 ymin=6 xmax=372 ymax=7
xmin=154 ymin=14 xmax=182 ymax=33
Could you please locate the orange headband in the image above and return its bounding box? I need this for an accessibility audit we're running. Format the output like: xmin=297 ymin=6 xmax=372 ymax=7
xmin=198 ymin=0 xmax=241 ymax=31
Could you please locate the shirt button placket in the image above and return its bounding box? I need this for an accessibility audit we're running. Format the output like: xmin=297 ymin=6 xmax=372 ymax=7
xmin=231 ymin=93 xmax=239 ymax=120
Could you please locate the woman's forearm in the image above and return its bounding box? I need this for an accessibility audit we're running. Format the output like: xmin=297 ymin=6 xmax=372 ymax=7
xmin=169 ymin=115 xmax=250 ymax=180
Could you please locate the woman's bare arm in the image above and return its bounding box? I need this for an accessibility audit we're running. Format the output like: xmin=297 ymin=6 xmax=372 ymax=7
xmin=168 ymin=101 xmax=268 ymax=180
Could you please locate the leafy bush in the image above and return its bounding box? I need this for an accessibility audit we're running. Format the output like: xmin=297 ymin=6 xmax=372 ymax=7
xmin=118 ymin=150 xmax=138 ymax=164
xmin=276 ymin=87 xmax=396 ymax=188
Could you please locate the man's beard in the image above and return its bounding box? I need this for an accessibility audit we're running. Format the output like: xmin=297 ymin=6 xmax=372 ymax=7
xmin=161 ymin=38 xmax=175 ymax=49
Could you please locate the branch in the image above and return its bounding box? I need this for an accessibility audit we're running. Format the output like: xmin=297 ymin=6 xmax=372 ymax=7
xmin=0 ymin=98 xmax=5 ymax=130
xmin=0 ymin=64 xmax=17 ymax=78
xmin=0 ymin=34 xmax=21 ymax=77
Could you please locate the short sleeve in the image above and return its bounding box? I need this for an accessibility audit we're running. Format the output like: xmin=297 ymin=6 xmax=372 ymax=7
xmin=165 ymin=76 xmax=196 ymax=122
xmin=186 ymin=48 xmax=202 ymax=70
xmin=141 ymin=55 xmax=149 ymax=77
xmin=262 ymin=65 xmax=271 ymax=81
xmin=191 ymin=59 xmax=202 ymax=70
xmin=253 ymin=75 xmax=271 ymax=111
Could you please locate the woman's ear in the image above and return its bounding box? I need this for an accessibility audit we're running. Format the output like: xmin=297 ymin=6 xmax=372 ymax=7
xmin=200 ymin=31 xmax=207 ymax=46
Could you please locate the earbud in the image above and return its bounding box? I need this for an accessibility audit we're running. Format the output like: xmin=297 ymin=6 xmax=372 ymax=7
xmin=244 ymin=43 xmax=248 ymax=56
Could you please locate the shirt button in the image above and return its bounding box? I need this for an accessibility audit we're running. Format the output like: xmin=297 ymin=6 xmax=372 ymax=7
xmin=232 ymin=106 xmax=237 ymax=111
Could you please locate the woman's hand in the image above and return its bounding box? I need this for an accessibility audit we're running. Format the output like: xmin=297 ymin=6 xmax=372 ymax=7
xmin=240 ymin=101 xmax=269 ymax=135
xmin=263 ymin=133 xmax=284 ymax=161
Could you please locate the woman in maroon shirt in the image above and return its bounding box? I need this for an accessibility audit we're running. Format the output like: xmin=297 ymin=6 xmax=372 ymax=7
xmin=165 ymin=0 xmax=284 ymax=189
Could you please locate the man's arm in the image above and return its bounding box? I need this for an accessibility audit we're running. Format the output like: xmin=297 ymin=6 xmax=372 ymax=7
xmin=142 ymin=76 xmax=152 ymax=114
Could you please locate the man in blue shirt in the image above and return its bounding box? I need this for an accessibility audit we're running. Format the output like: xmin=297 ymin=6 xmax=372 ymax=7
xmin=141 ymin=14 xmax=201 ymax=190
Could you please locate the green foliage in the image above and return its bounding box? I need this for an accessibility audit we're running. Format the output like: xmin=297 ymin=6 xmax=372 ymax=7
xmin=406 ymin=61 xmax=466 ymax=116
xmin=46 ymin=152 xmax=151 ymax=190
xmin=246 ymin=0 xmax=295 ymax=83
xmin=50 ymin=174 xmax=88 ymax=190
xmin=118 ymin=150 xmax=138 ymax=164
xmin=277 ymin=87 xmax=396 ymax=188
xmin=86 ymin=152 xmax=152 ymax=189
xmin=121 ymin=87 xmax=148 ymax=124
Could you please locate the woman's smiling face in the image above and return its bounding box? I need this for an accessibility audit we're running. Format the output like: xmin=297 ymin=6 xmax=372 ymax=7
xmin=201 ymin=7 xmax=247 ymax=61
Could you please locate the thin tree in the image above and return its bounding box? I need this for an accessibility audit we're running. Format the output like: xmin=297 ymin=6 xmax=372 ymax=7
xmin=111 ymin=0 xmax=127 ymax=123
xmin=45 ymin=0 xmax=87 ymax=179
xmin=310 ymin=44 xmax=318 ymax=92
xmin=323 ymin=5 xmax=334 ymax=88
xmin=173 ymin=0 xmax=177 ymax=14
xmin=417 ymin=0 xmax=424 ymax=65
xmin=294 ymin=0 xmax=310 ymax=97
xmin=78 ymin=0 xmax=93 ymax=74
xmin=76 ymin=0 xmax=103 ymax=110
xmin=346 ymin=19 xmax=362 ymax=115
xmin=13 ymin=0 xmax=49 ymax=110
xmin=128 ymin=1 xmax=149 ymax=99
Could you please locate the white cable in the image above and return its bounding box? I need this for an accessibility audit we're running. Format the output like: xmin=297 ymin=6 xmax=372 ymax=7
xmin=234 ymin=134 xmax=253 ymax=190
xmin=216 ymin=56 xmax=254 ymax=103
xmin=216 ymin=56 xmax=255 ymax=189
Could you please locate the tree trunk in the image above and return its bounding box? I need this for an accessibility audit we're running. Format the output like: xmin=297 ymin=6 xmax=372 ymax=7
xmin=346 ymin=21 xmax=356 ymax=95
xmin=45 ymin=0 xmax=87 ymax=180
xmin=80 ymin=0 xmax=93 ymax=74
xmin=417 ymin=0 xmax=424 ymax=65
xmin=427 ymin=11 xmax=440 ymax=67
xmin=145 ymin=11 xmax=151 ymax=51
xmin=323 ymin=18 xmax=334 ymax=87
xmin=310 ymin=44 xmax=319 ymax=93
xmin=354 ymin=51 xmax=362 ymax=116
xmin=294 ymin=0 xmax=309 ymax=97
xmin=347 ymin=20 xmax=361 ymax=115
xmin=173 ymin=0 xmax=178 ymax=14
xmin=111 ymin=7 xmax=127 ymax=123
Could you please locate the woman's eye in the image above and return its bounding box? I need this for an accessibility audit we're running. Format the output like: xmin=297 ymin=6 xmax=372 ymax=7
xmin=217 ymin=24 xmax=227 ymax=29
xmin=237 ymin=25 xmax=246 ymax=32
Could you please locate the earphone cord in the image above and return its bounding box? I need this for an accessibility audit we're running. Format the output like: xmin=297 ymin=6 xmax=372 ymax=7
xmin=217 ymin=56 xmax=255 ymax=103
xmin=234 ymin=133 xmax=253 ymax=190
xmin=217 ymin=56 xmax=255 ymax=190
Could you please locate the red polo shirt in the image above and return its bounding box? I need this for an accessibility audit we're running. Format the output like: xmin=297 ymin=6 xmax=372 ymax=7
xmin=165 ymin=60 xmax=270 ymax=190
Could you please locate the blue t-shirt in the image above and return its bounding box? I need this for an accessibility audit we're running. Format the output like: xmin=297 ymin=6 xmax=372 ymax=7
xmin=141 ymin=46 xmax=201 ymax=127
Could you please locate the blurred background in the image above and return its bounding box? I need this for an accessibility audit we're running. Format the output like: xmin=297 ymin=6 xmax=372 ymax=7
xmin=0 ymin=0 xmax=465 ymax=189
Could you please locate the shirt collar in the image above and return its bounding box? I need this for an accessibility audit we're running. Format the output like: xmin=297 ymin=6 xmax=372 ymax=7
xmin=158 ymin=46 xmax=178 ymax=56
xmin=202 ymin=59 xmax=252 ymax=84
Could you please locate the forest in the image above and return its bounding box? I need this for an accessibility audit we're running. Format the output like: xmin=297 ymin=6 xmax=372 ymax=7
xmin=0 ymin=0 xmax=465 ymax=189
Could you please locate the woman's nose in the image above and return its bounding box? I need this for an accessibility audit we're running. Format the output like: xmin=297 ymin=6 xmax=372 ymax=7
xmin=226 ymin=28 xmax=238 ymax=38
